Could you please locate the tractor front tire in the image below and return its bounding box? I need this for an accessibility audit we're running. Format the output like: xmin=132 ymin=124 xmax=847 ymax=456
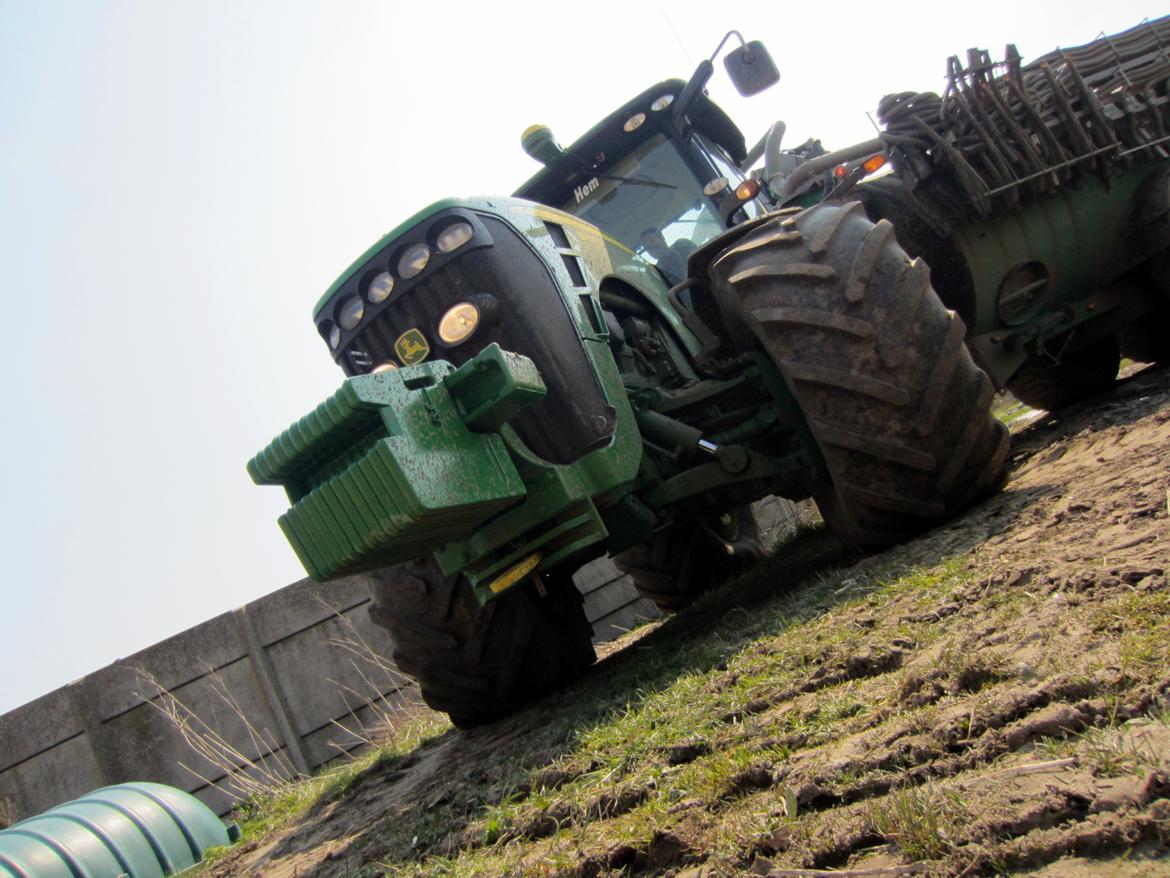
xmin=367 ymin=558 xmax=595 ymax=727
xmin=709 ymin=201 xmax=1009 ymax=550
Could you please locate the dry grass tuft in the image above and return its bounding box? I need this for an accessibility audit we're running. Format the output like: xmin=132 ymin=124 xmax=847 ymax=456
xmin=0 ymin=797 xmax=18 ymax=829
xmin=135 ymin=665 xmax=300 ymax=803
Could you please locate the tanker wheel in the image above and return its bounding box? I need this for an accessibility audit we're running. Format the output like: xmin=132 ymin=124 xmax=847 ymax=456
xmin=613 ymin=507 xmax=762 ymax=612
xmin=709 ymin=201 xmax=1009 ymax=550
xmin=1006 ymin=336 xmax=1120 ymax=412
xmin=366 ymin=558 xmax=595 ymax=727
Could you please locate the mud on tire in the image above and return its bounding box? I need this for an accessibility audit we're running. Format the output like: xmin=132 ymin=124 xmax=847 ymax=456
xmin=367 ymin=558 xmax=595 ymax=727
xmin=709 ymin=201 xmax=1009 ymax=549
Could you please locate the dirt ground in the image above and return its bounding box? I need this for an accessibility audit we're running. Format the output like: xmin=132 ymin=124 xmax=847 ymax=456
xmin=208 ymin=363 xmax=1170 ymax=878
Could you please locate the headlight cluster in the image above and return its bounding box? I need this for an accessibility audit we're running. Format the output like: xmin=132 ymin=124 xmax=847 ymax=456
xmin=321 ymin=218 xmax=476 ymax=350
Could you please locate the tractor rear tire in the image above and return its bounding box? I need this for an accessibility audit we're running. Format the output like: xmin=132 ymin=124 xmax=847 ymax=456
xmin=708 ymin=201 xmax=1009 ymax=550
xmin=1007 ymin=336 xmax=1120 ymax=411
xmin=367 ymin=558 xmax=595 ymax=727
xmin=613 ymin=508 xmax=762 ymax=612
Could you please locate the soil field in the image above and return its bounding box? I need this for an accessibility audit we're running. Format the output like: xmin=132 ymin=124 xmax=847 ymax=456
xmin=205 ymin=363 xmax=1170 ymax=878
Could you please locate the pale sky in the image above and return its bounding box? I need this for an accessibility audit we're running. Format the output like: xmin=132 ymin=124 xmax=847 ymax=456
xmin=1 ymin=0 xmax=1163 ymax=714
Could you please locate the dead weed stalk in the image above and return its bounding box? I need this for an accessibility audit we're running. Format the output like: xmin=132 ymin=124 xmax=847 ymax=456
xmin=135 ymin=666 xmax=299 ymax=803
xmin=316 ymin=593 xmax=433 ymax=759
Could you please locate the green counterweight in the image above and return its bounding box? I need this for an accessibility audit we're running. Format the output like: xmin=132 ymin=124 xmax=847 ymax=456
xmin=248 ymin=346 xmax=544 ymax=581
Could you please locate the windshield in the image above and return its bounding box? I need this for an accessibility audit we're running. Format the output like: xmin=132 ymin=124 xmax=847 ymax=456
xmin=558 ymin=133 xmax=725 ymax=284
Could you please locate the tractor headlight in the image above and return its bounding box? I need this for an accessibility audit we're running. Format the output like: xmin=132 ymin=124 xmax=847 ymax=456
xmin=368 ymin=271 xmax=394 ymax=304
xmin=437 ymin=302 xmax=480 ymax=345
xmin=338 ymin=296 xmax=364 ymax=330
xmin=328 ymin=324 xmax=341 ymax=349
xmin=436 ymin=221 xmax=474 ymax=254
xmin=371 ymin=361 xmax=398 ymax=373
xmin=623 ymin=112 xmax=646 ymax=133
xmin=398 ymin=243 xmax=430 ymax=279
xmin=703 ymin=176 xmax=729 ymax=197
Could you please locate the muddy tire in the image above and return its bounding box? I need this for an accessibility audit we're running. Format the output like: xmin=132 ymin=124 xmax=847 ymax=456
xmin=1007 ymin=336 xmax=1120 ymax=411
xmin=709 ymin=201 xmax=1009 ymax=550
xmin=613 ymin=509 xmax=762 ymax=612
xmin=367 ymin=558 xmax=595 ymax=727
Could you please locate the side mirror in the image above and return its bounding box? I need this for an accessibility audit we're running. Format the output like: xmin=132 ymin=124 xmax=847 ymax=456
xmin=724 ymin=41 xmax=779 ymax=96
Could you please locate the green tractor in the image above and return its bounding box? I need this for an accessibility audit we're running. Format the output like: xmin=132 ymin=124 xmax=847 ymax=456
xmin=250 ymin=21 xmax=1169 ymax=725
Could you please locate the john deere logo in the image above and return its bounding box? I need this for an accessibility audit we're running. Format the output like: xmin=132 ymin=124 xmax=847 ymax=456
xmin=394 ymin=329 xmax=430 ymax=365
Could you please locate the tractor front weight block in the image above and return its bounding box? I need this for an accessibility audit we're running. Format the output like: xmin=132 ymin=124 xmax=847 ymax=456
xmin=247 ymin=345 xmax=545 ymax=580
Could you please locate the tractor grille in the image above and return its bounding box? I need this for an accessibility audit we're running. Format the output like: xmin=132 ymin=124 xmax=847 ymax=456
xmin=336 ymin=214 xmax=614 ymax=464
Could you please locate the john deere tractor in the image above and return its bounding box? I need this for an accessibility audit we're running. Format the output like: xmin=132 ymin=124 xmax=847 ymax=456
xmin=250 ymin=21 xmax=1169 ymax=725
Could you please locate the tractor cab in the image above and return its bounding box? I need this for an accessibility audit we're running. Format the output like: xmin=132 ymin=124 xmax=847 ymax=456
xmin=515 ymin=35 xmax=780 ymax=285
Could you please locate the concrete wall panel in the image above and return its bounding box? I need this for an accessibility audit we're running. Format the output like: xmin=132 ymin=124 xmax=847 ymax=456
xmin=1 ymin=733 xmax=107 ymax=818
xmin=81 ymin=612 xmax=248 ymax=719
xmin=265 ymin=610 xmax=400 ymax=737
xmin=0 ymin=688 xmax=81 ymax=769
xmin=246 ymin=575 xmax=372 ymax=647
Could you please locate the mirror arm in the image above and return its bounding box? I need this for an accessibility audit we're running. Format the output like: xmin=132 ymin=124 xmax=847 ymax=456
xmin=707 ymin=30 xmax=746 ymax=63
xmin=672 ymin=30 xmax=749 ymax=128
xmin=671 ymin=59 xmax=714 ymax=129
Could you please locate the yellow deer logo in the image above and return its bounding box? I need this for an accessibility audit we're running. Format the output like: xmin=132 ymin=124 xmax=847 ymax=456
xmin=394 ymin=329 xmax=431 ymax=366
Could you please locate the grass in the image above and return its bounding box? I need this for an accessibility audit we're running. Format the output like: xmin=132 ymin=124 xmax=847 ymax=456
xmin=993 ymin=393 xmax=1037 ymax=427
xmin=365 ymin=538 xmax=978 ymax=876
xmin=223 ymin=714 xmax=449 ymax=846
xmin=136 ymin=665 xmax=301 ymax=802
xmin=1037 ymin=706 xmax=1170 ymax=779
xmin=865 ymin=784 xmax=969 ymax=860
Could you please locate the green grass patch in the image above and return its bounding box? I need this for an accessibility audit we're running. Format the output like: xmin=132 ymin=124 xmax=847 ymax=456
xmin=993 ymin=395 xmax=1037 ymax=427
xmin=865 ymin=784 xmax=969 ymax=860
xmin=195 ymin=711 xmax=450 ymax=872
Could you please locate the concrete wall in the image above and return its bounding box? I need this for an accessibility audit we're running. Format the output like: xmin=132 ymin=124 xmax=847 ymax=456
xmin=0 ymin=559 xmax=656 ymax=821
